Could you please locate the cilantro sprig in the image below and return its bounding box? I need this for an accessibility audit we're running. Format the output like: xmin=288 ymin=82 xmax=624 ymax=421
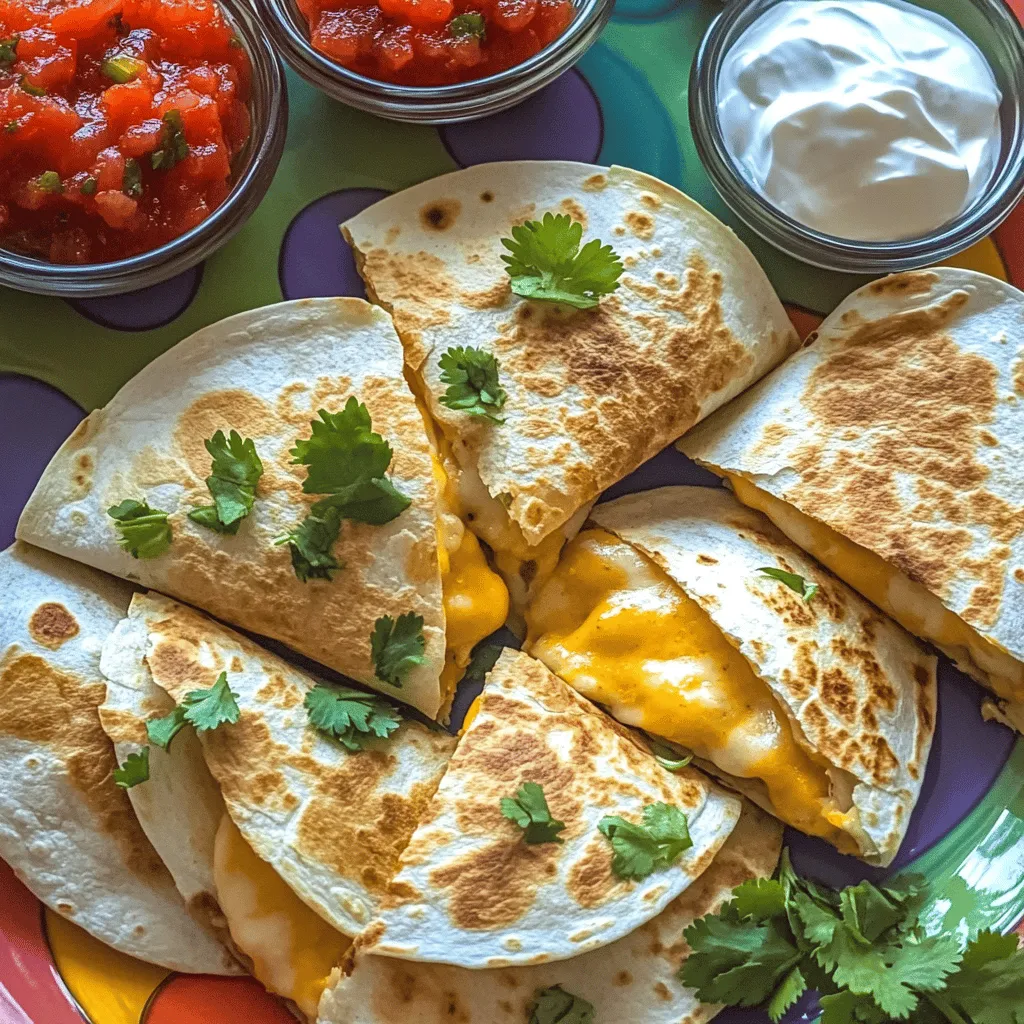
xmin=304 ymin=683 xmax=402 ymax=751
xmin=758 ymin=567 xmax=819 ymax=603
xmin=501 ymin=782 xmax=566 ymax=845
xmin=438 ymin=346 xmax=507 ymax=423
xmin=448 ymin=12 xmax=486 ymax=38
xmin=371 ymin=612 xmax=427 ymax=688
xmin=113 ymin=747 xmax=150 ymax=789
xmin=529 ymin=986 xmax=594 ymax=1024
xmin=188 ymin=429 xmax=264 ymax=535
xmin=151 ymin=109 xmax=189 ymax=171
xmin=276 ymin=505 xmax=343 ymax=582
xmin=681 ymin=851 xmax=1024 ymax=1024
xmin=0 ymin=36 xmax=18 ymax=68
xmin=146 ymin=672 xmax=241 ymax=752
xmin=599 ymin=802 xmax=692 ymax=880
xmin=108 ymin=499 xmax=173 ymax=559
xmin=501 ymin=212 xmax=624 ymax=310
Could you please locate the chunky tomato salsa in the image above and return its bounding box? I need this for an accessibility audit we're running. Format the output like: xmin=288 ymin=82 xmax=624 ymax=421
xmin=0 ymin=0 xmax=251 ymax=265
xmin=299 ymin=0 xmax=575 ymax=86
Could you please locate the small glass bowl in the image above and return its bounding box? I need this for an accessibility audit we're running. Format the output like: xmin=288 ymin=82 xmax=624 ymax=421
xmin=258 ymin=0 xmax=614 ymax=124
xmin=690 ymin=0 xmax=1024 ymax=274
xmin=0 ymin=0 xmax=288 ymax=298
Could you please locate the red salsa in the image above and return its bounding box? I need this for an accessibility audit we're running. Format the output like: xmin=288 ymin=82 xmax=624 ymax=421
xmin=0 ymin=0 xmax=251 ymax=264
xmin=298 ymin=0 xmax=575 ymax=86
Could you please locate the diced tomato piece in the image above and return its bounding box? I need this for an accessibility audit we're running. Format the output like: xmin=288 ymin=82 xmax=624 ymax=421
xmin=492 ymin=0 xmax=536 ymax=31
xmin=102 ymin=78 xmax=155 ymax=135
xmin=379 ymin=0 xmax=453 ymax=27
xmin=93 ymin=187 xmax=137 ymax=228
xmin=118 ymin=116 xmax=162 ymax=156
xmin=312 ymin=8 xmax=383 ymax=64
xmin=93 ymin=146 xmax=125 ymax=191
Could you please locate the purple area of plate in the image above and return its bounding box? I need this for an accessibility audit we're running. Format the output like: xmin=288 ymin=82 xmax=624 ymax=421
xmin=439 ymin=69 xmax=603 ymax=167
xmin=67 ymin=263 xmax=204 ymax=331
xmin=0 ymin=374 xmax=84 ymax=548
xmin=278 ymin=188 xmax=391 ymax=301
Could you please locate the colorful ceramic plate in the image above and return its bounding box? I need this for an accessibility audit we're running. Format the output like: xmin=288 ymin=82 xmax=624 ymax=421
xmin=2 ymin=1 xmax=1023 ymax=1021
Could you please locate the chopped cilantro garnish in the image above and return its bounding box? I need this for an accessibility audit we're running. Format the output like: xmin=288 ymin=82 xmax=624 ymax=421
xmin=19 ymin=76 xmax=46 ymax=97
xmin=113 ymin=747 xmax=150 ymax=789
xmin=438 ymin=346 xmax=507 ymax=423
xmin=598 ymin=802 xmax=692 ymax=880
xmin=188 ymin=429 xmax=264 ymax=535
xmin=371 ymin=612 xmax=427 ymax=688
xmin=4 ymin=120 xmax=17 ymax=134
xmin=151 ymin=109 xmax=189 ymax=171
xmin=646 ymin=735 xmax=694 ymax=772
xmin=528 ymin=986 xmax=594 ymax=1024
xmin=146 ymin=706 xmax=188 ymax=751
xmin=0 ymin=36 xmax=18 ymax=68
xmin=147 ymin=672 xmax=241 ymax=752
xmin=449 ymin=12 xmax=486 ymax=38
xmin=500 ymin=782 xmax=566 ymax=845
xmin=34 ymin=171 xmax=62 ymax=194
xmin=304 ymin=684 xmax=402 ymax=751
xmin=102 ymin=55 xmax=145 ymax=84
xmin=123 ymin=157 xmax=143 ymax=199
xmin=81 ymin=176 xmax=98 ymax=196
xmin=275 ymin=505 xmax=344 ymax=583
xmin=501 ymin=212 xmax=624 ymax=310
xmin=758 ymin=567 xmax=819 ymax=603
xmin=107 ymin=499 xmax=172 ymax=559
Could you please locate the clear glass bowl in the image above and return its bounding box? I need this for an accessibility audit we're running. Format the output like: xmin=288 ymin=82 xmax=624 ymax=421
xmin=690 ymin=0 xmax=1024 ymax=274
xmin=258 ymin=0 xmax=614 ymax=124
xmin=0 ymin=0 xmax=288 ymax=298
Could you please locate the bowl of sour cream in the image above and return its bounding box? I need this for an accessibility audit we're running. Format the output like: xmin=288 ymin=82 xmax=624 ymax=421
xmin=690 ymin=0 xmax=1024 ymax=273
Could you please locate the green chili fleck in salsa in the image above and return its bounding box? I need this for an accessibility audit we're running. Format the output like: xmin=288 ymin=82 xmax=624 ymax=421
xmin=0 ymin=0 xmax=252 ymax=264
xmin=298 ymin=0 xmax=575 ymax=86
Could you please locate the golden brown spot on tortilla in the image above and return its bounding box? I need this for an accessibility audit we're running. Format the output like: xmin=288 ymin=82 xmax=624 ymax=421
xmin=567 ymin=834 xmax=624 ymax=909
xmin=624 ymin=210 xmax=655 ymax=240
xmin=613 ymin=225 xmax=626 ymax=236
xmin=358 ymin=248 xmax=454 ymax=346
xmin=640 ymin=192 xmax=661 ymax=209
xmin=462 ymin=279 xmax=512 ymax=310
xmin=654 ymin=270 xmax=679 ymax=291
xmin=97 ymin=707 xmax=148 ymax=745
xmin=560 ymin=198 xmax=587 ymax=229
xmin=510 ymin=203 xmax=537 ymax=227
xmin=0 ymin=652 xmax=166 ymax=879
xmin=480 ymin=191 xmax=494 ymax=203
xmin=384 ymin=225 xmax=401 ymax=245
xmin=29 ymin=603 xmax=79 ymax=650
xmin=654 ymin=982 xmax=672 ymax=1001
xmin=203 ymin=713 xmax=295 ymax=812
xmin=1015 ymin=568 xmax=1024 ymax=584
xmin=1013 ymin=351 xmax=1024 ymax=396
xmin=148 ymin=636 xmax=213 ymax=690
xmin=69 ymin=417 xmax=94 ymax=443
xmin=697 ymin=554 xmax=717 ymax=565
xmin=753 ymin=422 xmax=793 ymax=457
xmin=779 ymin=641 xmax=819 ymax=701
xmin=582 ymin=174 xmax=607 ymax=192
xmin=420 ymin=199 xmax=461 ymax=232
xmin=868 ymin=271 xmax=939 ymax=297
xmin=174 ymin=390 xmax=279 ymax=481
xmin=980 ymin=431 xmax=998 ymax=447
xmin=254 ymin=674 xmax=302 ymax=710
xmin=615 ymin=971 xmax=633 ymax=986
xmin=622 ymin=275 xmax=659 ymax=300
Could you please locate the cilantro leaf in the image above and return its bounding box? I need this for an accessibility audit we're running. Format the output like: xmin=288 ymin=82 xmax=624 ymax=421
xmin=734 ymin=878 xmax=788 ymax=922
xmin=528 ymin=986 xmax=594 ymax=1024
xmin=102 ymin=55 xmax=144 ymax=83
xmin=943 ymin=931 xmax=1024 ymax=1024
xmin=304 ymin=684 xmax=402 ymax=752
xmin=123 ymin=157 xmax=143 ymax=198
xmin=767 ymin=966 xmax=808 ymax=1023
xmin=113 ymin=747 xmax=150 ymax=789
xmin=371 ymin=612 xmax=427 ymax=688
xmin=151 ymin=109 xmax=189 ymax=170
xmin=500 ymin=782 xmax=566 ymax=845
xmin=108 ymin=499 xmax=173 ymax=559
xmin=598 ymin=802 xmax=691 ymax=880
xmin=448 ymin=11 xmax=486 ymax=38
xmin=146 ymin=705 xmax=189 ymax=752
xmin=0 ymin=36 xmax=18 ymax=68
xmin=758 ymin=567 xmax=819 ymax=602
xmin=189 ymin=429 xmax=264 ymax=534
xmin=181 ymin=672 xmax=241 ymax=732
xmin=819 ymin=990 xmax=889 ymax=1024
xmin=438 ymin=346 xmax=507 ymax=423
xmin=500 ymin=212 xmax=624 ymax=310
xmin=276 ymin=505 xmax=343 ymax=583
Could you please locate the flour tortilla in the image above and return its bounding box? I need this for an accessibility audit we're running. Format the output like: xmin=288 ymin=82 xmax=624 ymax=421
xmin=362 ymin=648 xmax=742 ymax=968
xmin=583 ymin=486 xmax=937 ymax=866
xmin=343 ymin=161 xmax=798 ymax=555
xmin=123 ymin=591 xmax=457 ymax=937
xmin=0 ymin=543 xmax=238 ymax=974
xmin=320 ymin=800 xmax=782 ymax=1024
xmin=680 ymin=269 xmax=1024 ymax=718
xmin=17 ymin=298 xmax=450 ymax=720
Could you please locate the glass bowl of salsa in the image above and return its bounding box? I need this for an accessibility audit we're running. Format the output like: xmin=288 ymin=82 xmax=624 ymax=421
xmin=0 ymin=0 xmax=287 ymax=297
xmin=258 ymin=0 xmax=613 ymax=123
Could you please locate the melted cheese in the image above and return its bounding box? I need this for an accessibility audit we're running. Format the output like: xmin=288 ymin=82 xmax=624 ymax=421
xmin=213 ymin=815 xmax=350 ymax=1019
xmin=727 ymin=474 xmax=1024 ymax=703
xmin=525 ymin=530 xmax=851 ymax=846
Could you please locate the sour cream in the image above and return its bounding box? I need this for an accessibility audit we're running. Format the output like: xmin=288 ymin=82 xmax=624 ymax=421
xmin=717 ymin=0 xmax=1003 ymax=242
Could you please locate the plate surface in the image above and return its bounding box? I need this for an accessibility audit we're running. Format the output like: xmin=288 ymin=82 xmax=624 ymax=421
xmin=1 ymin=1 xmax=1023 ymax=1021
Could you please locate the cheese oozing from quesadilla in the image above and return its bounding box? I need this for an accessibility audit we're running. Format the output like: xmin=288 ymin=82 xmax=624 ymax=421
xmin=526 ymin=529 xmax=854 ymax=849
xmin=213 ymin=814 xmax=350 ymax=1020
xmin=726 ymin=475 xmax=1024 ymax=704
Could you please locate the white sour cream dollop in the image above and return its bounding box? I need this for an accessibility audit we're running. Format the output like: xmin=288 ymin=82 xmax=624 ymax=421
xmin=717 ymin=0 xmax=1003 ymax=241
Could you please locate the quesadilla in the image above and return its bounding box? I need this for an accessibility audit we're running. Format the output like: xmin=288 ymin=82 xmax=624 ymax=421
xmin=526 ymin=486 xmax=937 ymax=865
xmin=98 ymin=590 xmax=456 ymax=1017
xmin=678 ymin=268 xmax=1024 ymax=729
xmin=361 ymin=648 xmax=743 ymax=968
xmin=320 ymin=799 xmax=782 ymax=1024
xmin=343 ymin=161 xmax=799 ymax=610
xmin=17 ymin=298 xmax=508 ymax=721
xmin=0 ymin=542 xmax=239 ymax=974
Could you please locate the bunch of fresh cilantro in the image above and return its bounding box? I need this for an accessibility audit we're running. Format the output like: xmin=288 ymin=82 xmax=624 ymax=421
xmin=681 ymin=851 xmax=1024 ymax=1024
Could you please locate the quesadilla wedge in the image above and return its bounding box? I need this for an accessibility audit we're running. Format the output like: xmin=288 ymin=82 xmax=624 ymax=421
xmin=526 ymin=486 xmax=937 ymax=866
xmin=343 ymin=161 xmax=799 ymax=610
xmin=320 ymin=799 xmax=782 ymax=1024
xmin=678 ymin=269 xmax=1024 ymax=729
xmin=0 ymin=542 xmax=239 ymax=975
xmin=17 ymin=298 xmax=509 ymax=721
xmin=361 ymin=648 xmax=743 ymax=968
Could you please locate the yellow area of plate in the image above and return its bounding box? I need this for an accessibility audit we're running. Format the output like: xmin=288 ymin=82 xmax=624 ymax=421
xmin=938 ymin=237 xmax=1008 ymax=281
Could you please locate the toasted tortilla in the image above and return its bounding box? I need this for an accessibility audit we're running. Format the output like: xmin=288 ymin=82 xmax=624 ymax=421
xmin=343 ymin=161 xmax=798 ymax=555
xmin=16 ymin=298 xmax=449 ymax=720
xmin=320 ymin=799 xmax=782 ymax=1024
xmin=0 ymin=543 xmax=238 ymax=974
xmin=566 ymin=486 xmax=936 ymax=865
xmin=123 ymin=591 xmax=457 ymax=937
xmin=362 ymin=648 xmax=742 ymax=968
xmin=679 ymin=269 xmax=1024 ymax=720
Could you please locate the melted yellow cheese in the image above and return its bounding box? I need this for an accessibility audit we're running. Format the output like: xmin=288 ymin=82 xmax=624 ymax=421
xmin=526 ymin=530 xmax=851 ymax=846
xmin=727 ymin=474 xmax=1024 ymax=703
xmin=213 ymin=815 xmax=350 ymax=1020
